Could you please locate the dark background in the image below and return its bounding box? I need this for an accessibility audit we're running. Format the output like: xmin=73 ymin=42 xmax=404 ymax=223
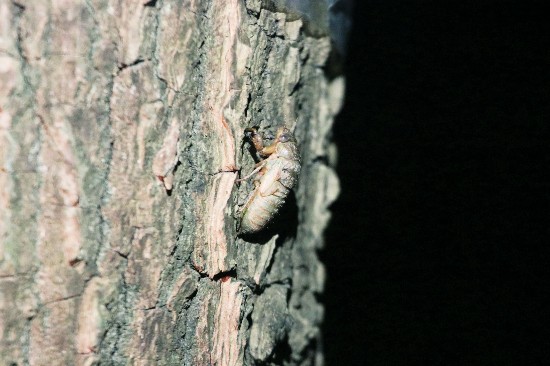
xmin=323 ymin=1 xmax=548 ymax=365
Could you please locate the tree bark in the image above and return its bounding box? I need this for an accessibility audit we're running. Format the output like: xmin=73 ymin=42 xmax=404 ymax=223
xmin=0 ymin=0 xmax=343 ymax=365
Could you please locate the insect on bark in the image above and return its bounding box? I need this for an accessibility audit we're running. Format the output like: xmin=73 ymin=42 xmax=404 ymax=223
xmin=238 ymin=126 xmax=301 ymax=235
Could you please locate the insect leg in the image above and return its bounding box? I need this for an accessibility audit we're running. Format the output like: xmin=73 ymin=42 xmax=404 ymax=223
xmin=244 ymin=127 xmax=265 ymax=152
xmin=245 ymin=127 xmax=279 ymax=158
xmin=258 ymin=138 xmax=279 ymax=157
xmin=236 ymin=161 xmax=267 ymax=182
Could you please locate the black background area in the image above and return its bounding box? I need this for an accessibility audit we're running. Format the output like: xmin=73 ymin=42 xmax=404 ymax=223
xmin=323 ymin=1 xmax=549 ymax=365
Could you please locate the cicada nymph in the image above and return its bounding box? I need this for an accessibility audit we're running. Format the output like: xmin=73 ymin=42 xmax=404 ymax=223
xmin=238 ymin=126 xmax=301 ymax=234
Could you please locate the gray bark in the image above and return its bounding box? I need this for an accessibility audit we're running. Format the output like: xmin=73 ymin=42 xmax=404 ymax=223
xmin=0 ymin=0 xmax=343 ymax=365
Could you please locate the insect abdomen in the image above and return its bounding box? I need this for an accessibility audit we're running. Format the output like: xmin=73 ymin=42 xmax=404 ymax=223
xmin=239 ymin=184 xmax=289 ymax=234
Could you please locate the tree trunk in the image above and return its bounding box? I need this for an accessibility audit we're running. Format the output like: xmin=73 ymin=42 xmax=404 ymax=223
xmin=0 ymin=0 xmax=342 ymax=365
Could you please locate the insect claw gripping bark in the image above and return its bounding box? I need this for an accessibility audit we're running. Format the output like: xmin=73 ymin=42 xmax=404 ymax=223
xmin=237 ymin=127 xmax=301 ymax=235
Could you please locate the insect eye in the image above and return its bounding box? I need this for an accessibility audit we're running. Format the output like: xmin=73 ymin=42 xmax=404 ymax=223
xmin=279 ymin=133 xmax=290 ymax=142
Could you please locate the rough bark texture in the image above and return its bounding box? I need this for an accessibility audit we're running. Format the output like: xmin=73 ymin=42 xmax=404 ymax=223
xmin=0 ymin=0 xmax=342 ymax=365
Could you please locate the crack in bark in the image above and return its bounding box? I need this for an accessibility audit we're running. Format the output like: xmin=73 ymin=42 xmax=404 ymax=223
xmin=43 ymin=292 xmax=83 ymax=306
xmin=143 ymin=0 xmax=157 ymax=7
xmin=0 ymin=269 xmax=35 ymax=278
xmin=11 ymin=1 xmax=31 ymax=93
xmin=211 ymin=268 xmax=238 ymax=282
xmin=116 ymin=58 xmax=147 ymax=75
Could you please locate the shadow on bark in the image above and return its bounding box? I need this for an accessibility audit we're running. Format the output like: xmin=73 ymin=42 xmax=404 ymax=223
xmin=239 ymin=190 xmax=299 ymax=245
